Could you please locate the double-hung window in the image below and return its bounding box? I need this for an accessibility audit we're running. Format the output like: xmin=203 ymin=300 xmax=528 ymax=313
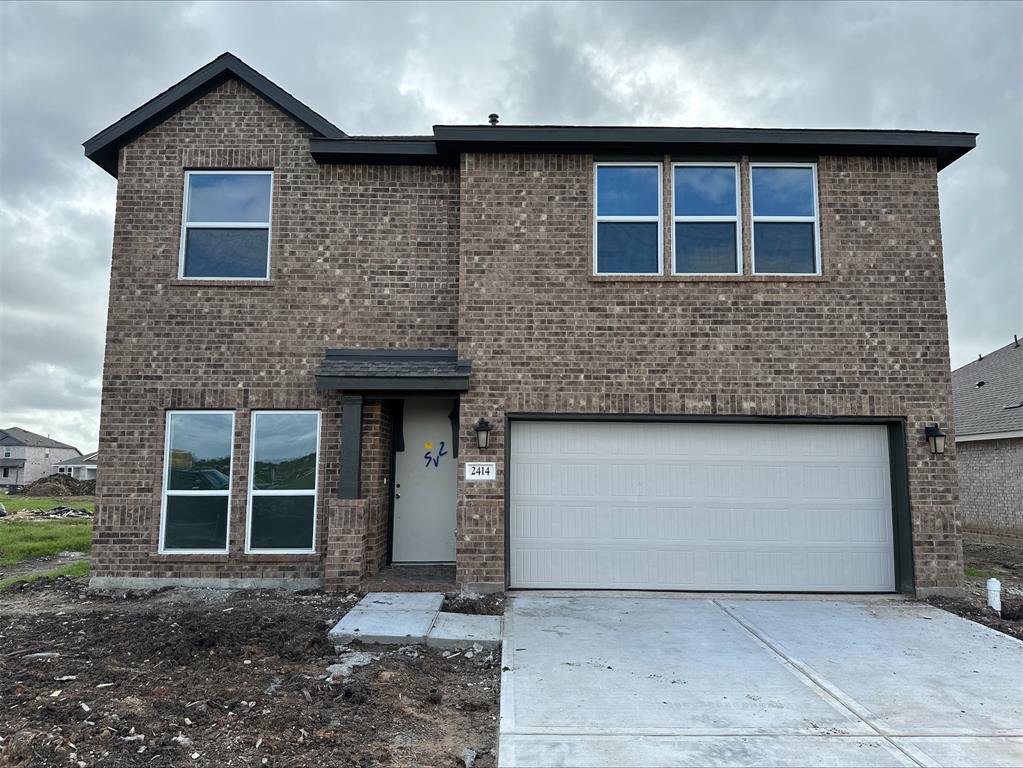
xmin=246 ymin=411 xmax=320 ymax=553
xmin=672 ymin=163 xmax=741 ymax=274
xmin=594 ymin=163 xmax=662 ymax=275
xmin=160 ymin=411 xmax=234 ymax=553
xmin=180 ymin=171 xmax=273 ymax=279
xmin=750 ymin=164 xmax=820 ymax=275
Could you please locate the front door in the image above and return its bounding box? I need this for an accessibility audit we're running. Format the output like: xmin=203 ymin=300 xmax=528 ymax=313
xmin=392 ymin=398 xmax=457 ymax=562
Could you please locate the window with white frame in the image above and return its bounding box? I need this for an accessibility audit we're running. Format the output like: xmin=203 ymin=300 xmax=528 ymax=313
xmin=3 ymin=448 xmax=10 ymax=457
xmin=160 ymin=411 xmax=234 ymax=553
xmin=246 ymin=411 xmax=320 ymax=553
xmin=673 ymin=163 xmax=741 ymax=274
xmin=594 ymin=163 xmax=662 ymax=275
xmin=180 ymin=171 xmax=273 ymax=279
xmin=750 ymin=164 xmax=820 ymax=275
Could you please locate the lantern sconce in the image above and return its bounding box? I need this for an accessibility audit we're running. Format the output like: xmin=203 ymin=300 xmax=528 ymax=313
xmin=473 ymin=418 xmax=493 ymax=450
xmin=924 ymin=423 xmax=947 ymax=455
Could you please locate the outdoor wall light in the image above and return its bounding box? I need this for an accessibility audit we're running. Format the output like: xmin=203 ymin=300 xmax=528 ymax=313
xmin=474 ymin=418 xmax=493 ymax=450
xmin=924 ymin=423 xmax=947 ymax=455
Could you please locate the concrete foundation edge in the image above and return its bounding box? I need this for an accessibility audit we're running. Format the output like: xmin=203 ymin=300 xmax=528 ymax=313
xmin=915 ymin=585 xmax=966 ymax=598
xmin=462 ymin=581 xmax=505 ymax=595
xmin=89 ymin=576 xmax=325 ymax=591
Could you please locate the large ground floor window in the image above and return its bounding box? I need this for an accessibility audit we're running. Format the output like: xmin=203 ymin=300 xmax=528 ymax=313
xmin=160 ymin=411 xmax=234 ymax=553
xmin=246 ymin=411 xmax=320 ymax=553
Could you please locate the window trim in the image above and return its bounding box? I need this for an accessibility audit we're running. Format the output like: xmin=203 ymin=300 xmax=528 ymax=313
xmin=593 ymin=161 xmax=664 ymax=276
xmin=244 ymin=410 xmax=321 ymax=555
xmin=178 ymin=170 xmax=274 ymax=281
xmin=159 ymin=410 xmax=234 ymax=555
xmin=671 ymin=161 xmax=742 ymax=276
xmin=749 ymin=162 xmax=822 ymax=276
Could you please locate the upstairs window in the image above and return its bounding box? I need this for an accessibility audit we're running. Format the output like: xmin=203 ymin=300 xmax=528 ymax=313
xmin=594 ymin=164 xmax=662 ymax=275
xmin=751 ymin=164 xmax=820 ymax=275
xmin=246 ymin=411 xmax=320 ymax=553
xmin=673 ymin=164 xmax=741 ymax=274
xmin=160 ymin=411 xmax=234 ymax=553
xmin=180 ymin=171 xmax=273 ymax=279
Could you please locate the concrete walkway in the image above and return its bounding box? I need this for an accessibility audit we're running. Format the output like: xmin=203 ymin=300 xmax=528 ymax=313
xmin=499 ymin=594 xmax=1023 ymax=767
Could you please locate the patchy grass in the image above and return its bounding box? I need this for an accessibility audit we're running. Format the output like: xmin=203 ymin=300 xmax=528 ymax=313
xmin=964 ymin=565 xmax=989 ymax=579
xmin=0 ymin=559 xmax=90 ymax=589
xmin=0 ymin=519 xmax=92 ymax=566
xmin=1 ymin=495 xmax=95 ymax=513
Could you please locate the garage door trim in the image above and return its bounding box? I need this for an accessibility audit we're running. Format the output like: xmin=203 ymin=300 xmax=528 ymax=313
xmin=503 ymin=414 xmax=914 ymax=594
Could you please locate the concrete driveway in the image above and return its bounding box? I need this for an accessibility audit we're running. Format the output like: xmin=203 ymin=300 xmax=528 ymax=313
xmin=499 ymin=594 xmax=1023 ymax=767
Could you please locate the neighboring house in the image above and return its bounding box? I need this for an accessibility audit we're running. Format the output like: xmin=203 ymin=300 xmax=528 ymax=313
xmin=83 ymin=53 xmax=974 ymax=596
xmin=0 ymin=428 xmax=81 ymax=488
xmin=54 ymin=450 xmax=99 ymax=481
xmin=952 ymin=338 xmax=1023 ymax=538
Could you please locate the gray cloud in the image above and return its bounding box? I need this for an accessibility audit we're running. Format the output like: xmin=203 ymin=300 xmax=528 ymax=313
xmin=1 ymin=0 xmax=1020 ymax=451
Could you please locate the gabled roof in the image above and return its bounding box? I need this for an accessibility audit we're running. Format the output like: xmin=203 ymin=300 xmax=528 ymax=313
xmin=952 ymin=338 xmax=1023 ymax=438
xmin=83 ymin=52 xmax=346 ymax=177
xmin=0 ymin=428 xmax=80 ymax=451
xmin=86 ymin=53 xmax=977 ymax=176
xmin=54 ymin=450 xmax=99 ymax=467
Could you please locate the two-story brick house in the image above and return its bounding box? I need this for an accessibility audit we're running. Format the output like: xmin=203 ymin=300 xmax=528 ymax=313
xmin=83 ymin=53 xmax=974 ymax=596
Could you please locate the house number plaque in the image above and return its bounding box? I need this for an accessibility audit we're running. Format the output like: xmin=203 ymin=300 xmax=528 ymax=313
xmin=464 ymin=462 xmax=497 ymax=481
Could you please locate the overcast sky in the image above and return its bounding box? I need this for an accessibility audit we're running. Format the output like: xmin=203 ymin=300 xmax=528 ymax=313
xmin=1 ymin=1 xmax=1021 ymax=452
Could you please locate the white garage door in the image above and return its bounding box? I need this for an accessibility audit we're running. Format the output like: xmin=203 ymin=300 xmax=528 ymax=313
xmin=509 ymin=421 xmax=895 ymax=592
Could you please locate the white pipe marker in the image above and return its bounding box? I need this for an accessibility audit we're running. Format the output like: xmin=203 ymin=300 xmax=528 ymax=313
xmin=987 ymin=577 xmax=1002 ymax=614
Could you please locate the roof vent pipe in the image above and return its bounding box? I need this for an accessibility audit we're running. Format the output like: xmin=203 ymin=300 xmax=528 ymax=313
xmin=1015 ymin=334 xmax=1019 ymax=348
xmin=488 ymin=113 xmax=499 ymax=126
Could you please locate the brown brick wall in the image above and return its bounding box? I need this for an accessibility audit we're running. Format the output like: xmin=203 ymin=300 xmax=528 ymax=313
xmin=956 ymin=438 xmax=1023 ymax=535
xmin=93 ymin=78 xmax=458 ymax=583
xmin=456 ymin=153 xmax=961 ymax=593
xmin=95 ymin=76 xmax=963 ymax=595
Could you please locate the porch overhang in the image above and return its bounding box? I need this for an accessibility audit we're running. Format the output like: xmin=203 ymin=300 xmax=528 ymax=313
xmin=314 ymin=349 xmax=472 ymax=393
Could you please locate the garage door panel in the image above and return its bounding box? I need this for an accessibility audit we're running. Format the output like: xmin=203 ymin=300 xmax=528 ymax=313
xmin=509 ymin=422 xmax=896 ymax=592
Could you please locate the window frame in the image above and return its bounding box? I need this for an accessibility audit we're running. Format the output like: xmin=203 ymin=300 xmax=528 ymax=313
xmin=749 ymin=162 xmax=822 ymax=276
xmin=178 ymin=170 xmax=274 ymax=281
xmin=593 ymin=161 xmax=664 ymax=276
xmin=671 ymin=161 xmax=742 ymax=276
xmin=159 ymin=409 xmax=235 ymax=555
xmin=244 ymin=410 xmax=321 ymax=555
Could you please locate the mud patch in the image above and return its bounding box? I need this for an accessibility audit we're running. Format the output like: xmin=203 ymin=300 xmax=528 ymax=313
xmin=1 ymin=584 xmax=500 ymax=767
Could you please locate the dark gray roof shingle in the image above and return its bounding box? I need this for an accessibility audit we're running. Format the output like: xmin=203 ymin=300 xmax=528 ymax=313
xmin=54 ymin=451 xmax=99 ymax=467
xmin=315 ymin=349 xmax=471 ymax=392
xmin=0 ymin=428 xmax=79 ymax=451
xmin=952 ymin=338 xmax=1023 ymax=437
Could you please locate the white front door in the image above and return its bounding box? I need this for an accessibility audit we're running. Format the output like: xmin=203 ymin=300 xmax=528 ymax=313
xmin=510 ymin=420 xmax=895 ymax=591
xmin=392 ymin=398 xmax=457 ymax=562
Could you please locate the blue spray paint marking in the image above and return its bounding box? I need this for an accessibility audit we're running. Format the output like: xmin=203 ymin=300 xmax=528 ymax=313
xmin=424 ymin=441 xmax=448 ymax=468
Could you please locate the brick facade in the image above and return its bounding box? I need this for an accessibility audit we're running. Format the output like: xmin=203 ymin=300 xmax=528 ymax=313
xmin=456 ymin=153 xmax=961 ymax=593
xmin=92 ymin=79 xmax=457 ymax=587
xmin=956 ymin=438 xmax=1023 ymax=537
xmin=93 ymin=76 xmax=963 ymax=595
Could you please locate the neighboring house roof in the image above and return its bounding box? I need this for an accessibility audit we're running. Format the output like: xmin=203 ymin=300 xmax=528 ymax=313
xmin=54 ymin=451 xmax=99 ymax=467
xmin=86 ymin=53 xmax=977 ymax=177
xmin=0 ymin=428 xmax=80 ymax=452
xmin=0 ymin=458 xmax=26 ymax=468
xmin=315 ymin=349 xmax=472 ymax=392
xmin=952 ymin=338 xmax=1023 ymax=439
xmin=83 ymin=52 xmax=346 ymax=177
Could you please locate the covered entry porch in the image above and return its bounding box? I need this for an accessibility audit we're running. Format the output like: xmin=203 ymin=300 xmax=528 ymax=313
xmin=314 ymin=349 xmax=471 ymax=591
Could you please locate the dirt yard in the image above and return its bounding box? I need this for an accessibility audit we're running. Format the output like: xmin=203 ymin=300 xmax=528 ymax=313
xmin=1 ymin=580 xmax=500 ymax=767
xmin=925 ymin=533 xmax=1023 ymax=640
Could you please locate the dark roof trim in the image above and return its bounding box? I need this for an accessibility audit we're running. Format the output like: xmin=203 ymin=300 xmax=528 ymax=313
xmin=84 ymin=52 xmax=345 ymax=178
xmin=310 ymin=138 xmax=453 ymax=166
xmin=314 ymin=349 xmax=472 ymax=393
xmin=431 ymin=126 xmax=977 ymax=170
